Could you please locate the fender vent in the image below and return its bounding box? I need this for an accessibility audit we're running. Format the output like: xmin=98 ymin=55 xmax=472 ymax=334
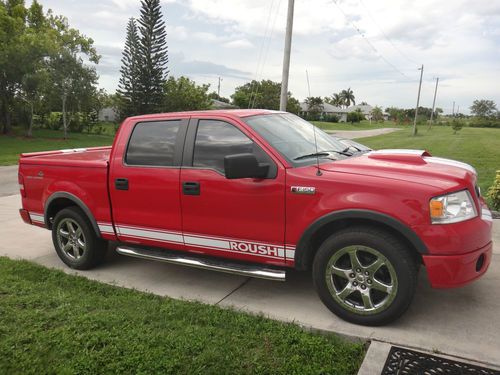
xmin=382 ymin=346 xmax=500 ymax=375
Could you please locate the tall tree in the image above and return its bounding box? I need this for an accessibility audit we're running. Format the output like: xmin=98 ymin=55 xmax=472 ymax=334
xmin=231 ymin=79 xmax=300 ymax=113
xmin=118 ymin=18 xmax=141 ymax=119
xmin=470 ymin=99 xmax=497 ymax=119
xmin=340 ymin=88 xmax=355 ymax=107
xmin=137 ymin=0 xmax=168 ymax=114
xmin=162 ymin=76 xmax=211 ymax=112
xmin=305 ymin=96 xmax=324 ymax=118
xmin=325 ymin=93 xmax=343 ymax=107
xmin=47 ymin=13 xmax=99 ymax=138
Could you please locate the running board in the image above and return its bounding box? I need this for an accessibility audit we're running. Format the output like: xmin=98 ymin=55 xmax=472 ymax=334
xmin=116 ymin=246 xmax=287 ymax=281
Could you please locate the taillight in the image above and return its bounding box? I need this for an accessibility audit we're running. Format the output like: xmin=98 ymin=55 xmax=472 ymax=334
xmin=18 ymin=173 xmax=26 ymax=197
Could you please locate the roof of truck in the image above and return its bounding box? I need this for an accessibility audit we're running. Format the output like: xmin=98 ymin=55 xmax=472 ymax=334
xmin=127 ymin=109 xmax=283 ymax=121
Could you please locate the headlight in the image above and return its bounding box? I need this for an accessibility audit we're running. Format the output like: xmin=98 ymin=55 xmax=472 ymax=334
xmin=429 ymin=190 xmax=477 ymax=224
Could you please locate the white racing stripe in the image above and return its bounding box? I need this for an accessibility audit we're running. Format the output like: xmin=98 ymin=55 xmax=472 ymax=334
xmin=117 ymin=226 xmax=184 ymax=244
xmin=29 ymin=212 xmax=45 ymax=224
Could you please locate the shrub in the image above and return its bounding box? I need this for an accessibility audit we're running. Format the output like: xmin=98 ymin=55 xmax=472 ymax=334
xmin=487 ymin=171 xmax=500 ymax=210
xmin=347 ymin=110 xmax=365 ymax=123
xmin=469 ymin=119 xmax=500 ymax=128
xmin=44 ymin=112 xmax=62 ymax=130
xmin=322 ymin=114 xmax=339 ymax=123
xmin=451 ymin=119 xmax=463 ymax=134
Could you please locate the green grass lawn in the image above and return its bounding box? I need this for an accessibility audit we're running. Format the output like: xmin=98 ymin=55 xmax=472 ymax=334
xmin=313 ymin=120 xmax=399 ymax=131
xmin=0 ymin=128 xmax=114 ymax=165
xmin=359 ymin=126 xmax=500 ymax=194
xmin=0 ymin=257 xmax=365 ymax=374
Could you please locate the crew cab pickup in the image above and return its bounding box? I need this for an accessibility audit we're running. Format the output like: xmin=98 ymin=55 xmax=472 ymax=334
xmin=18 ymin=110 xmax=493 ymax=326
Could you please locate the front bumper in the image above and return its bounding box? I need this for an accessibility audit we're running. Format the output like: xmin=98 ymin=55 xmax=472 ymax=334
xmin=423 ymin=242 xmax=492 ymax=288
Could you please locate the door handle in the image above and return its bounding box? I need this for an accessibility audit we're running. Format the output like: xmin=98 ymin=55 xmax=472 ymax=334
xmin=183 ymin=181 xmax=200 ymax=195
xmin=115 ymin=178 xmax=129 ymax=191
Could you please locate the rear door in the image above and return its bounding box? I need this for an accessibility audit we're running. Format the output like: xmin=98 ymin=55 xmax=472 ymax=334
xmin=109 ymin=118 xmax=188 ymax=250
xmin=180 ymin=117 xmax=287 ymax=266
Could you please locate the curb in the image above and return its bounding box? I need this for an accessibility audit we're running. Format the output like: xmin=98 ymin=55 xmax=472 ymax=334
xmin=357 ymin=341 xmax=392 ymax=375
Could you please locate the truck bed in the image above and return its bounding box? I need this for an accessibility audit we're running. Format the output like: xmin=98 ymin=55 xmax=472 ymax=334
xmin=20 ymin=147 xmax=112 ymax=168
xmin=18 ymin=146 xmax=114 ymax=236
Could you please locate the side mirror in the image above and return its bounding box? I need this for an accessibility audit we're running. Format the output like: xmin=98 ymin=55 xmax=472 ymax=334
xmin=224 ymin=153 xmax=269 ymax=179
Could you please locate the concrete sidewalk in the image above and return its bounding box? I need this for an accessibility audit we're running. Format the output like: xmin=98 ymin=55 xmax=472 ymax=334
xmin=1 ymin=194 xmax=499 ymax=367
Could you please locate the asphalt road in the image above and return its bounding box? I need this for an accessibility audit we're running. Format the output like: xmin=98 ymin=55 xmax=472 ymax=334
xmin=1 ymin=193 xmax=499 ymax=368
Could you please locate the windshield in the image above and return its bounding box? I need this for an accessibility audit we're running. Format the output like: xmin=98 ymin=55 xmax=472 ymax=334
xmin=244 ymin=113 xmax=351 ymax=166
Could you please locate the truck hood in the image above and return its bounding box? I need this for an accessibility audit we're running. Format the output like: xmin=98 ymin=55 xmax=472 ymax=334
xmin=320 ymin=149 xmax=477 ymax=191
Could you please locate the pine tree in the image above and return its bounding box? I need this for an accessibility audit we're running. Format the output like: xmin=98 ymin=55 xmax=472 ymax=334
xmin=117 ymin=18 xmax=141 ymax=119
xmin=137 ymin=0 xmax=168 ymax=114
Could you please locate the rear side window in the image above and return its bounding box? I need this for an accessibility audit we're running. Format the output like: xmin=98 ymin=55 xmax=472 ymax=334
xmin=126 ymin=121 xmax=180 ymax=166
xmin=193 ymin=120 xmax=275 ymax=176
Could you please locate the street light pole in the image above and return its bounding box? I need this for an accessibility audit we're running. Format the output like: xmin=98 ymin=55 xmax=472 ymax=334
xmin=412 ymin=64 xmax=424 ymax=136
xmin=279 ymin=0 xmax=295 ymax=112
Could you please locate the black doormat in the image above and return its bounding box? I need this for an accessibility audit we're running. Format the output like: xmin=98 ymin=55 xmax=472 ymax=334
xmin=381 ymin=346 xmax=500 ymax=375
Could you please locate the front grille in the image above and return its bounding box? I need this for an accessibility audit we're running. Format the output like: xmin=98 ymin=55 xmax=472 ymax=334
xmin=382 ymin=346 xmax=500 ymax=375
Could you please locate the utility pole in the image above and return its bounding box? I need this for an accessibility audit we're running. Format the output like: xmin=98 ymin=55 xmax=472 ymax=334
xmin=429 ymin=77 xmax=439 ymax=129
xmin=412 ymin=64 xmax=424 ymax=136
xmin=452 ymin=101 xmax=455 ymax=116
xmin=306 ymin=69 xmax=311 ymax=98
xmin=457 ymin=105 xmax=460 ymax=115
xmin=279 ymin=0 xmax=295 ymax=112
xmin=217 ymin=77 xmax=222 ymax=97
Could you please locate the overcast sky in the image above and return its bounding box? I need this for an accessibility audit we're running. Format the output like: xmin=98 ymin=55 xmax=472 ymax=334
xmin=34 ymin=0 xmax=499 ymax=113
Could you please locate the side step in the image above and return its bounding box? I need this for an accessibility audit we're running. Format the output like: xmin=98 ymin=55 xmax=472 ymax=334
xmin=116 ymin=246 xmax=287 ymax=281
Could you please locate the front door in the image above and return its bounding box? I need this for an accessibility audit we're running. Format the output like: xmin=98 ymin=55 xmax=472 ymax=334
xmin=109 ymin=118 xmax=188 ymax=251
xmin=180 ymin=118 xmax=287 ymax=266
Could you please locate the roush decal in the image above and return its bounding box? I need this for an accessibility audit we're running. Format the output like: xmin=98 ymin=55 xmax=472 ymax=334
xmin=229 ymin=241 xmax=283 ymax=257
xmin=111 ymin=223 xmax=296 ymax=261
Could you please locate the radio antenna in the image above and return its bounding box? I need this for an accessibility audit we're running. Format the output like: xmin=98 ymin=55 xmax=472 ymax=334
xmin=312 ymin=121 xmax=322 ymax=176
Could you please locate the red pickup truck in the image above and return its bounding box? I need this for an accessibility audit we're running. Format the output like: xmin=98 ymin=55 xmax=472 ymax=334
xmin=18 ymin=110 xmax=493 ymax=326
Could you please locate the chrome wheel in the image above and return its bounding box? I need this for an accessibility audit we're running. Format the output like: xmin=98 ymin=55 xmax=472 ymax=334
xmin=57 ymin=218 xmax=87 ymax=260
xmin=325 ymin=245 xmax=398 ymax=315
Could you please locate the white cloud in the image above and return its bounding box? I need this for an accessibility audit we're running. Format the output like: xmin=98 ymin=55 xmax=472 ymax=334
xmin=223 ymin=39 xmax=254 ymax=49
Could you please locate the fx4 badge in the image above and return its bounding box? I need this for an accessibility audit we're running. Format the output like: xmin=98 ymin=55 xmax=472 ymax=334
xmin=291 ymin=186 xmax=316 ymax=195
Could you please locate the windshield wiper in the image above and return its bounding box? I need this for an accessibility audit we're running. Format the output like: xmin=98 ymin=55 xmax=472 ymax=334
xmin=294 ymin=149 xmax=351 ymax=161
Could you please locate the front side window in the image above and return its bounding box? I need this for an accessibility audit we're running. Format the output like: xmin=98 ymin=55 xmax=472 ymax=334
xmin=193 ymin=120 xmax=273 ymax=174
xmin=126 ymin=120 xmax=181 ymax=166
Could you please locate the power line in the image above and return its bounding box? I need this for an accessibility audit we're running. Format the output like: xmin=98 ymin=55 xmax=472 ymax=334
xmin=358 ymin=0 xmax=418 ymax=65
xmin=250 ymin=0 xmax=283 ymax=108
xmin=330 ymin=0 xmax=416 ymax=81
xmin=247 ymin=0 xmax=276 ymax=108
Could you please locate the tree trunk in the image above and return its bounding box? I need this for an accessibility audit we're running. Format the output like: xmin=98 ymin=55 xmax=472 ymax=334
xmin=27 ymin=102 xmax=34 ymax=137
xmin=62 ymin=94 xmax=67 ymax=140
xmin=1 ymin=99 xmax=12 ymax=135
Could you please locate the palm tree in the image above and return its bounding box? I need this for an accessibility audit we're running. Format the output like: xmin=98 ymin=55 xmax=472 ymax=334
xmin=340 ymin=88 xmax=355 ymax=108
xmin=331 ymin=93 xmax=343 ymax=107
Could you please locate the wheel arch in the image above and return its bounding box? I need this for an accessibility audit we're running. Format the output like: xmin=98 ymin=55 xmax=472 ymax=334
xmin=44 ymin=192 xmax=101 ymax=237
xmin=294 ymin=209 xmax=427 ymax=270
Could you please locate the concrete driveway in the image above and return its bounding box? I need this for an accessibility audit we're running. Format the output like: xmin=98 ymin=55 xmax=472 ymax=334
xmin=1 ymin=193 xmax=499 ymax=368
xmin=0 ymin=165 xmax=19 ymax=197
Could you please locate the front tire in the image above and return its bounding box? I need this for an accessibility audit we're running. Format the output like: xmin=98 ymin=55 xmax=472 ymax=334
xmin=312 ymin=226 xmax=417 ymax=326
xmin=52 ymin=207 xmax=107 ymax=270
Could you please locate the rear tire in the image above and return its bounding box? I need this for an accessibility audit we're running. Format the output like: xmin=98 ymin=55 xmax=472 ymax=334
xmin=312 ymin=226 xmax=417 ymax=326
xmin=51 ymin=207 xmax=107 ymax=270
